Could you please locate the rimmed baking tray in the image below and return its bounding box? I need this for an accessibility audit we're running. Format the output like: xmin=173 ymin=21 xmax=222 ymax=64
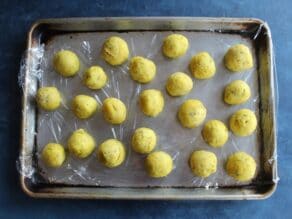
xmin=20 ymin=17 xmax=277 ymax=200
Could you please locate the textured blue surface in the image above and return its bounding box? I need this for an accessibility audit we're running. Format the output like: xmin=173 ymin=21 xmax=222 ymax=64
xmin=0 ymin=0 xmax=291 ymax=218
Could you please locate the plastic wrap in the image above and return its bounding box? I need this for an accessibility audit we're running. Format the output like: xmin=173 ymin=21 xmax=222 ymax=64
xmin=18 ymin=28 xmax=278 ymax=188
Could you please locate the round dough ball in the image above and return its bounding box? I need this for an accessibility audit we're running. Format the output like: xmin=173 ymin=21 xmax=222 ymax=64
xmin=189 ymin=150 xmax=217 ymax=178
xmin=67 ymin=129 xmax=96 ymax=159
xmin=129 ymin=56 xmax=156 ymax=83
xmin=83 ymin=66 xmax=107 ymax=90
xmin=230 ymin=109 xmax=257 ymax=137
xmin=202 ymin=120 xmax=229 ymax=148
xmin=72 ymin=95 xmax=98 ymax=119
xmin=102 ymin=97 xmax=127 ymax=124
xmin=36 ymin=87 xmax=61 ymax=111
xmin=145 ymin=151 xmax=173 ymax=178
xmin=97 ymin=139 xmax=126 ymax=168
xmin=139 ymin=89 xmax=164 ymax=117
xmin=189 ymin=52 xmax=216 ymax=79
xmin=224 ymin=80 xmax=251 ymax=105
xmin=226 ymin=151 xmax=256 ymax=182
xmin=224 ymin=44 xmax=253 ymax=72
xmin=53 ymin=50 xmax=80 ymax=77
xmin=178 ymin=99 xmax=207 ymax=128
xmin=166 ymin=72 xmax=193 ymax=97
xmin=132 ymin=127 xmax=157 ymax=154
xmin=162 ymin=34 xmax=189 ymax=58
xmin=101 ymin=36 xmax=129 ymax=66
xmin=41 ymin=143 xmax=66 ymax=168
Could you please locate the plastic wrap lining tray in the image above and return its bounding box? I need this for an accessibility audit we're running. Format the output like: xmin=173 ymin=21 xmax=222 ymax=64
xmin=20 ymin=17 xmax=277 ymax=200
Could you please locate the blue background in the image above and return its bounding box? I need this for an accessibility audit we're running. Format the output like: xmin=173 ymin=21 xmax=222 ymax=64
xmin=0 ymin=0 xmax=291 ymax=218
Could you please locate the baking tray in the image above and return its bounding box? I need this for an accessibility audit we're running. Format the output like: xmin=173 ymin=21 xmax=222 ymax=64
xmin=20 ymin=17 xmax=277 ymax=200
xmin=38 ymin=30 xmax=259 ymax=188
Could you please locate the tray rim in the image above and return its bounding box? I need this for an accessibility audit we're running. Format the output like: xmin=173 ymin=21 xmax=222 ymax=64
xmin=20 ymin=17 xmax=277 ymax=200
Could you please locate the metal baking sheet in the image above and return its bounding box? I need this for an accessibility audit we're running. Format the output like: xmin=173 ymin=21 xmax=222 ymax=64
xmin=20 ymin=17 xmax=277 ymax=199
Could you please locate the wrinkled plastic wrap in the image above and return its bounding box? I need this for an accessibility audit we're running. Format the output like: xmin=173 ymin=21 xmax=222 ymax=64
xmin=18 ymin=29 xmax=278 ymax=188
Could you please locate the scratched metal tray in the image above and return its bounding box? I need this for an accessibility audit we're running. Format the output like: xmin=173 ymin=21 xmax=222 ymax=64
xmin=20 ymin=17 xmax=277 ymax=200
